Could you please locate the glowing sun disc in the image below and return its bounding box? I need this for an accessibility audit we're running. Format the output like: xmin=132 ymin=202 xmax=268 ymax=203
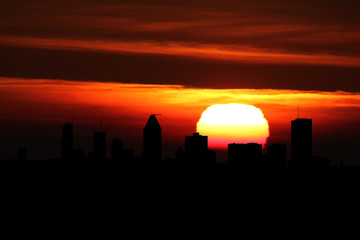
xmin=196 ymin=103 xmax=269 ymax=149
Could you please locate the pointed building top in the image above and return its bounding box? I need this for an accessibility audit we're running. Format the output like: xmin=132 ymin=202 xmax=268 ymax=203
xmin=145 ymin=114 xmax=161 ymax=129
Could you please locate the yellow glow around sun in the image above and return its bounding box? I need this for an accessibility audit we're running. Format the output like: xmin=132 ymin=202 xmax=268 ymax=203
xmin=197 ymin=104 xmax=269 ymax=149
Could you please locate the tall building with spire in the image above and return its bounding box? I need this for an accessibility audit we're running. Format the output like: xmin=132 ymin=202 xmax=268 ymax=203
xmin=143 ymin=114 xmax=161 ymax=161
xmin=291 ymin=118 xmax=312 ymax=162
xmin=61 ymin=123 xmax=73 ymax=159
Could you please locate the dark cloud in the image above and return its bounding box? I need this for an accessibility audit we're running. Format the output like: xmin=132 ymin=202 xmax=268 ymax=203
xmin=0 ymin=0 xmax=359 ymax=91
xmin=1 ymin=46 xmax=359 ymax=91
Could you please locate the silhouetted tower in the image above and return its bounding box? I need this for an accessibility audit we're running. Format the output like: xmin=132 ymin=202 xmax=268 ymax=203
xmin=93 ymin=131 xmax=106 ymax=160
xmin=185 ymin=133 xmax=208 ymax=157
xmin=267 ymin=143 xmax=287 ymax=168
xmin=61 ymin=123 xmax=73 ymax=159
xmin=184 ymin=132 xmax=215 ymax=164
xmin=143 ymin=114 xmax=162 ymax=161
xmin=291 ymin=118 xmax=312 ymax=162
xmin=111 ymin=138 xmax=123 ymax=160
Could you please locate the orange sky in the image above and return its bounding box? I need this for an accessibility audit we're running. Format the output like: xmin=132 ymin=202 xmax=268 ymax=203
xmin=1 ymin=36 xmax=359 ymax=68
xmin=0 ymin=1 xmax=359 ymax=164
xmin=1 ymin=77 xmax=359 ymax=163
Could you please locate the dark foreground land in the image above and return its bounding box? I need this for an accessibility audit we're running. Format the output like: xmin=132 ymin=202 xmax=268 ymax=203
xmin=2 ymin=158 xmax=360 ymax=199
xmin=0 ymin=157 xmax=357 ymax=171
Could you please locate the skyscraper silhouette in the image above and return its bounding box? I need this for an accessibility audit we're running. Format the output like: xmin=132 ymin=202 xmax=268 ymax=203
xmin=93 ymin=131 xmax=106 ymax=160
xmin=291 ymin=118 xmax=312 ymax=163
xmin=61 ymin=123 xmax=73 ymax=159
xmin=142 ymin=114 xmax=161 ymax=161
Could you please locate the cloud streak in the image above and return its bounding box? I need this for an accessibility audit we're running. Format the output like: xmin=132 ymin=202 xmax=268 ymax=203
xmin=1 ymin=76 xmax=360 ymax=161
xmin=1 ymin=35 xmax=359 ymax=67
xmin=1 ymin=0 xmax=360 ymax=91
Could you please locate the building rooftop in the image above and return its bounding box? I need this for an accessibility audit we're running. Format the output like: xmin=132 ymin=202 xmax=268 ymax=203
xmin=144 ymin=114 xmax=161 ymax=129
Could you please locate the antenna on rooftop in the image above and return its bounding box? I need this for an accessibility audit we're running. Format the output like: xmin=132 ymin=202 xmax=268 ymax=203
xmin=298 ymin=106 xmax=300 ymax=119
xmin=71 ymin=115 xmax=74 ymax=125
xmin=100 ymin=115 xmax=103 ymax=131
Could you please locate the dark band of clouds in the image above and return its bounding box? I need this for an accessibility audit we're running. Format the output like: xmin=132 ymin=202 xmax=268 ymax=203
xmin=0 ymin=0 xmax=359 ymax=91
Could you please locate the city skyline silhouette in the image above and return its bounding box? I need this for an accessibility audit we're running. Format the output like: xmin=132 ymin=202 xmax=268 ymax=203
xmin=0 ymin=113 xmax=347 ymax=169
xmin=0 ymin=1 xmax=359 ymax=166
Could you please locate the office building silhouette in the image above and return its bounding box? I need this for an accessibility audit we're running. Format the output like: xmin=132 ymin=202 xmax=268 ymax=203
xmin=266 ymin=143 xmax=287 ymax=168
xmin=291 ymin=118 xmax=312 ymax=163
xmin=61 ymin=123 xmax=73 ymax=159
xmin=142 ymin=114 xmax=162 ymax=161
xmin=93 ymin=131 xmax=106 ymax=160
xmin=185 ymin=132 xmax=215 ymax=164
xmin=185 ymin=132 xmax=207 ymax=155
xmin=228 ymin=143 xmax=262 ymax=167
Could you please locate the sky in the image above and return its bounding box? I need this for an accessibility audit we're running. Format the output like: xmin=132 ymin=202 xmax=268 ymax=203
xmin=0 ymin=0 xmax=359 ymax=163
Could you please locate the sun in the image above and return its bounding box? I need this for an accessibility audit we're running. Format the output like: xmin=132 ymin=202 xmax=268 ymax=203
xmin=196 ymin=104 xmax=269 ymax=149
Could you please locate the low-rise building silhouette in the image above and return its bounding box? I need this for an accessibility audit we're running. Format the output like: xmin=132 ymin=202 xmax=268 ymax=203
xmin=228 ymin=143 xmax=262 ymax=167
xmin=111 ymin=138 xmax=134 ymax=161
